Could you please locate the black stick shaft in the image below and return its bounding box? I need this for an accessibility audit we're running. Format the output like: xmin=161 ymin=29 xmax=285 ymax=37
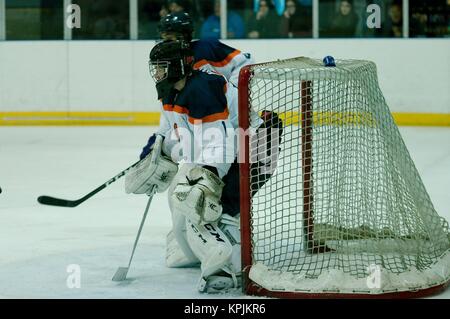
xmin=37 ymin=159 xmax=142 ymax=208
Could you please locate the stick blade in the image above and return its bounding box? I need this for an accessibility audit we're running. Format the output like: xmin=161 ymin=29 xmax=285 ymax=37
xmin=112 ymin=267 xmax=129 ymax=281
xmin=37 ymin=196 xmax=78 ymax=207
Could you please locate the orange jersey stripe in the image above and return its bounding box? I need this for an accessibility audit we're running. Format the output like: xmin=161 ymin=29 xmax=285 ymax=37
xmin=193 ymin=50 xmax=241 ymax=69
xmin=188 ymin=108 xmax=229 ymax=124
xmin=163 ymin=104 xmax=229 ymax=124
xmin=163 ymin=104 xmax=189 ymax=115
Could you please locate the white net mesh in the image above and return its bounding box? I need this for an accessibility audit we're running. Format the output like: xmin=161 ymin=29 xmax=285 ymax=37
xmin=242 ymin=57 xmax=450 ymax=296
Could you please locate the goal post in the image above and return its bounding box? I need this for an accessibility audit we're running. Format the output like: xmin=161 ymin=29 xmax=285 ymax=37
xmin=238 ymin=57 xmax=450 ymax=298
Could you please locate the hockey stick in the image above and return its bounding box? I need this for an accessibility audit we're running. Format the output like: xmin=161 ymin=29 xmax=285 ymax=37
xmin=37 ymin=159 xmax=142 ymax=208
xmin=112 ymin=186 xmax=156 ymax=281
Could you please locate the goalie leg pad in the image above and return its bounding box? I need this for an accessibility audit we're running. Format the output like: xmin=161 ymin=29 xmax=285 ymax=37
xmin=166 ymin=164 xmax=200 ymax=267
xmin=166 ymin=230 xmax=200 ymax=268
xmin=219 ymin=214 xmax=241 ymax=275
xmin=185 ymin=215 xmax=241 ymax=293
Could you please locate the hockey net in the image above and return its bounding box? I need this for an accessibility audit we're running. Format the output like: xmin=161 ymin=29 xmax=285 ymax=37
xmin=238 ymin=57 xmax=450 ymax=298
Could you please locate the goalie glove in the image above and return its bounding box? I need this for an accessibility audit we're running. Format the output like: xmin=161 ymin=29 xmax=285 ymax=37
xmin=140 ymin=134 xmax=157 ymax=160
xmin=171 ymin=166 xmax=224 ymax=225
xmin=125 ymin=135 xmax=178 ymax=195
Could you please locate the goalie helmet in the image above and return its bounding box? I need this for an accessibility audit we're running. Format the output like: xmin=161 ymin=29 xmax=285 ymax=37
xmin=149 ymin=40 xmax=194 ymax=99
xmin=158 ymin=12 xmax=194 ymax=41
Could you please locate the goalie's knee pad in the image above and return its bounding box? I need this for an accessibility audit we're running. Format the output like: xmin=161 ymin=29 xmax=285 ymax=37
xmin=185 ymin=214 xmax=241 ymax=293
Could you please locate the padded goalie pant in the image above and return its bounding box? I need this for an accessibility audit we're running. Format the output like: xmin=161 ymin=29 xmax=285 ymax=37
xmin=221 ymin=110 xmax=284 ymax=216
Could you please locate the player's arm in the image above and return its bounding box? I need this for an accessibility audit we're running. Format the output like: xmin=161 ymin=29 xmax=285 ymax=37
xmin=139 ymin=103 xmax=173 ymax=159
xmin=193 ymin=39 xmax=254 ymax=87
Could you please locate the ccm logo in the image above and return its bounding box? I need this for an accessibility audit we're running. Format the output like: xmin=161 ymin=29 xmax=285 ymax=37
xmin=205 ymin=224 xmax=225 ymax=243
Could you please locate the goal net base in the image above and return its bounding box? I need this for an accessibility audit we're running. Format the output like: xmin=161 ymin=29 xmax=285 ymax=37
xmin=247 ymin=247 xmax=450 ymax=298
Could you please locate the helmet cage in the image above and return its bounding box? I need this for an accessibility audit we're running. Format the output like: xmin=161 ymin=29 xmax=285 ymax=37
xmin=148 ymin=58 xmax=187 ymax=84
xmin=148 ymin=40 xmax=193 ymax=99
xmin=148 ymin=60 xmax=171 ymax=83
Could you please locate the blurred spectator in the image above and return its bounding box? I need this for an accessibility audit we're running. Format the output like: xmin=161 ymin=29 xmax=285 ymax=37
xmin=167 ymin=0 xmax=205 ymax=38
xmin=247 ymin=0 xmax=280 ymax=38
xmin=327 ymin=0 xmax=359 ymax=37
xmin=279 ymin=0 xmax=312 ymax=38
xmin=200 ymin=0 xmax=245 ymax=39
xmin=168 ymin=0 xmax=191 ymax=13
xmin=272 ymin=0 xmax=286 ymax=15
xmin=5 ymin=0 xmax=64 ymax=40
xmin=139 ymin=0 xmax=168 ymax=39
xmin=410 ymin=0 xmax=448 ymax=37
xmin=91 ymin=1 xmax=128 ymax=39
xmin=386 ymin=2 xmax=402 ymax=37
xmin=410 ymin=12 xmax=427 ymax=37
xmin=374 ymin=1 xmax=402 ymax=37
xmin=160 ymin=4 xmax=169 ymax=18
xmin=428 ymin=0 xmax=448 ymax=36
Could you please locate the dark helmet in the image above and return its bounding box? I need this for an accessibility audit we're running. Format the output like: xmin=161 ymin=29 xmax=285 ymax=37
xmin=158 ymin=12 xmax=194 ymax=41
xmin=148 ymin=40 xmax=194 ymax=99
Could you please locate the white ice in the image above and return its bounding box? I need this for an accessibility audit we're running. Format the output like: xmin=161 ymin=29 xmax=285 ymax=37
xmin=0 ymin=126 xmax=448 ymax=299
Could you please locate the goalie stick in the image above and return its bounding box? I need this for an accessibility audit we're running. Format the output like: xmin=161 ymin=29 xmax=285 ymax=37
xmin=112 ymin=186 xmax=156 ymax=281
xmin=37 ymin=159 xmax=142 ymax=208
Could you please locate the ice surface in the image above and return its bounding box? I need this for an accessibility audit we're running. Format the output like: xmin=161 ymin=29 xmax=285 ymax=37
xmin=0 ymin=126 xmax=448 ymax=298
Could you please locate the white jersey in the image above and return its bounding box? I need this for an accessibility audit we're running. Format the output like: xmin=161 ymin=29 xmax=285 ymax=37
xmin=156 ymin=70 xmax=236 ymax=178
xmin=191 ymin=39 xmax=254 ymax=88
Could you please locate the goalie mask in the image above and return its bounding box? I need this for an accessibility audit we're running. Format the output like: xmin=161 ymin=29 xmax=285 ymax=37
xmin=149 ymin=40 xmax=194 ymax=99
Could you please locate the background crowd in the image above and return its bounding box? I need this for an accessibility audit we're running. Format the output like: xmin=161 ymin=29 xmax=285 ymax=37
xmin=4 ymin=0 xmax=449 ymax=40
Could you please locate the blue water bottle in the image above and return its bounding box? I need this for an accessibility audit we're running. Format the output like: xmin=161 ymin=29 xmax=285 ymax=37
xmin=323 ymin=56 xmax=336 ymax=67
